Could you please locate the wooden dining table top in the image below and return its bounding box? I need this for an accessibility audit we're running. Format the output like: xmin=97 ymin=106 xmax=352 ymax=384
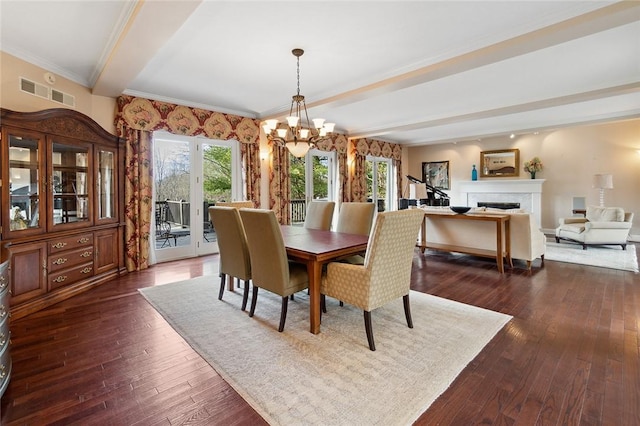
xmin=280 ymin=225 xmax=369 ymax=258
xmin=279 ymin=225 xmax=369 ymax=334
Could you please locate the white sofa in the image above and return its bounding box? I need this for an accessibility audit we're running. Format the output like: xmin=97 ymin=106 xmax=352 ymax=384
xmin=555 ymin=206 xmax=634 ymax=250
xmin=420 ymin=206 xmax=546 ymax=270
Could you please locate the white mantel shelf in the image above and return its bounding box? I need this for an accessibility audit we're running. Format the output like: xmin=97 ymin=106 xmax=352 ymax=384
xmin=458 ymin=179 xmax=545 ymax=227
xmin=458 ymin=179 xmax=546 ymax=193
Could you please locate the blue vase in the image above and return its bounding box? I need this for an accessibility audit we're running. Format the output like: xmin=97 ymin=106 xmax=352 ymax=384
xmin=471 ymin=165 xmax=478 ymax=181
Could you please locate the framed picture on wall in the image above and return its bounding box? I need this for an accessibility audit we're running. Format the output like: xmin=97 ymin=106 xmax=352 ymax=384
xmin=422 ymin=161 xmax=450 ymax=190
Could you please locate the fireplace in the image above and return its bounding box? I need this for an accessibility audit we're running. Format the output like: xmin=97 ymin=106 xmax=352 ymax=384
xmin=458 ymin=179 xmax=545 ymax=227
xmin=478 ymin=202 xmax=521 ymax=209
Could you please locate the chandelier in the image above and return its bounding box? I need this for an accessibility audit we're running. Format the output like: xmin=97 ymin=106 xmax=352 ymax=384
xmin=262 ymin=48 xmax=335 ymax=158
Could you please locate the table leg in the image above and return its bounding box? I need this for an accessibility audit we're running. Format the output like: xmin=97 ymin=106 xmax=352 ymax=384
xmin=496 ymin=221 xmax=504 ymax=273
xmin=307 ymin=260 xmax=323 ymax=334
xmin=505 ymin=220 xmax=512 ymax=268
xmin=419 ymin=217 xmax=426 ymax=253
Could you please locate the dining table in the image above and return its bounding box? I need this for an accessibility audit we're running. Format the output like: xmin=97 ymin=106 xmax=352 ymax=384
xmin=280 ymin=225 xmax=369 ymax=334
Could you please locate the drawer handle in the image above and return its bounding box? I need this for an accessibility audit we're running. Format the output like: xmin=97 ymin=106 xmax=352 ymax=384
xmin=80 ymin=251 xmax=92 ymax=258
xmin=80 ymin=267 xmax=92 ymax=274
xmin=53 ymin=257 xmax=68 ymax=265
xmin=53 ymin=275 xmax=67 ymax=283
xmin=78 ymin=237 xmax=90 ymax=244
xmin=52 ymin=242 xmax=67 ymax=249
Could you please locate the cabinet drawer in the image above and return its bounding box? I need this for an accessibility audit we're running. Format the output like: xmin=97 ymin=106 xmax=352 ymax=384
xmin=48 ymin=233 xmax=93 ymax=254
xmin=48 ymin=246 xmax=94 ymax=272
xmin=48 ymin=262 xmax=94 ymax=291
xmin=0 ymin=272 xmax=8 ymax=296
xmin=0 ymin=342 xmax=11 ymax=397
xmin=0 ymin=315 xmax=9 ymax=357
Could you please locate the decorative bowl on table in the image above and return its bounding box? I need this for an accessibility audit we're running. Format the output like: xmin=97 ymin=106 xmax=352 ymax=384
xmin=450 ymin=206 xmax=471 ymax=214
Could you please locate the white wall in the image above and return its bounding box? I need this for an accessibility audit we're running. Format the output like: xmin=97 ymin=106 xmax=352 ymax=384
xmin=406 ymin=120 xmax=640 ymax=239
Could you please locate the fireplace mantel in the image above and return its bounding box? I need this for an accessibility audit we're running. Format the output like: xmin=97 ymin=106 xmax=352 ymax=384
xmin=458 ymin=179 xmax=545 ymax=227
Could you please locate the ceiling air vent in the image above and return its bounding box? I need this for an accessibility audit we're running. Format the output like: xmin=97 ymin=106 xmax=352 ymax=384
xmin=20 ymin=77 xmax=49 ymax=99
xmin=51 ymin=89 xmax=75 ymax=107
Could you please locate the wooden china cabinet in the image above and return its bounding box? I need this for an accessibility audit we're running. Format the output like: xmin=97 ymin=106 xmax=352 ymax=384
xmin=0 ymin=108 xmax=126 ymax=320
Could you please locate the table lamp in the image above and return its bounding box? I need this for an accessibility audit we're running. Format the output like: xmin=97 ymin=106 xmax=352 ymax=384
xmin=592 ymin=173 xmax=613 ymax=207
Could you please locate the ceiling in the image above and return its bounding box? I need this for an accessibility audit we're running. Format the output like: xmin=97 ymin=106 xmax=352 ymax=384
xmin=2 ymin=1 xmax=639 ymax=146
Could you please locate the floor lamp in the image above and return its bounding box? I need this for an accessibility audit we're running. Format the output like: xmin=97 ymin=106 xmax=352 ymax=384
xmin=593 ymin=173 xmax=613 ymax=207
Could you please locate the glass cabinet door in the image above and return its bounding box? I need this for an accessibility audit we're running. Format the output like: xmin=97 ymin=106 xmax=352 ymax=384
xmin=5 ymin=131 xmax=45 ymax=236
xmin=96 ymin=148 xmax=117 ymax=222
xmin=49 ymin=138 xmax=92 ymax=229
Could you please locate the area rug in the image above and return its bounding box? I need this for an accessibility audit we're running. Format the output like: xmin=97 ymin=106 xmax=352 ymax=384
xmin=545 ymin=241 xmax=638 ymax=272
xmin=139 ymin=276 xmax=512 ymax=425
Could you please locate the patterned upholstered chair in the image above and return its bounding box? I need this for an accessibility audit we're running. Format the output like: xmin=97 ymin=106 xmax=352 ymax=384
xmin=208 ymin=206 xmax=252 ymax=311
xmin=239 ymin=208 xmax=309 ymax=332
xmin=303 ymin=201 xmax=336 ymax=231
xmin=321 ymin=209 xmax=424 ymax=351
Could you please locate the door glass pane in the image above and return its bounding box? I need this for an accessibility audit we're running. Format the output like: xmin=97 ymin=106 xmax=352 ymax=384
xmin=202 ymin=142 xmax=232 ymax=244
xmin=311 ymin=154 xmax=329 ymax=200
xmin=52 ymin=141 xmax=89 ymax=225
xmin=8 ymin=135 xmax=40 ymax=230
xmin=154 ymin=139 xmax=191 ymax=249
xmin=97 ymin=150 xmax=115 ymax=219
xmin=365 ymin=160 xmax=374 ymax=202
xmin=376 ymin=161 xmax=388 ymax=212
xmin=290 ymin=155 xmax=306 ymax=224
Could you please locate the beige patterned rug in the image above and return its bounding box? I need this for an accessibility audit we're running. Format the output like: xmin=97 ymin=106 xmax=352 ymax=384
xmin=140 ymin=276 xmax=511 ymax=425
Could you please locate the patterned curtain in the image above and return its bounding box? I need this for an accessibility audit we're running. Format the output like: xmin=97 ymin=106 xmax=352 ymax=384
xmin=269 ymin=140 xmax=291 ymax=224
xmin=115 ymin=95 xmax=261 ymax=271
xmin=118 ymin=127 xmax=153 ymax=272
xmin=350 ymin=138 xmax=403 ymax=203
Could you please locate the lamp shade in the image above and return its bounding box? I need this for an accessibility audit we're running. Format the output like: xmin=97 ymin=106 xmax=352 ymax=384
xmin=592 ymin=173 xmax=613 ymax=189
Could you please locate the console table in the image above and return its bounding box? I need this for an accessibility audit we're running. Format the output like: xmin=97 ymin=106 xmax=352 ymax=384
xmin=418 ymin=211 xmax=511 ymax=273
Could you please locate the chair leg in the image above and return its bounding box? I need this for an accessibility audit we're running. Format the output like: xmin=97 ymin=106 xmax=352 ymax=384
xmin=249 ymin=286 xmax=259 ymax=317
xmin=321 ymin=294 xmax=327 ymax=313
xmin=622 ymin=244 xmax=627 ymax=250
xmin=541 ymin=254 xmax=545 ymax=266
xmin=241 ymin=280 xmax=250 ymax=311
xmin=364 ymin=311 xmax=376 ymax=351
xmin=403 ymin=294 xmax=414 ymax=329
xmin=278 ymin=296 xmax=289 ymax=332
xmin=218 ymin=273 xmax=226 ymax=300
xmin=339 ymin=301 xmax=344 ymax=307
xmin=555 ymin=236 xmax=559 ymax=243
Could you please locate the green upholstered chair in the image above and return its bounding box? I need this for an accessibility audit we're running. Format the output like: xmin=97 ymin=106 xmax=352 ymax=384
xmin=239 ymin=208 xmax=309 ymax=332
xmin=303 ymin=201 xmax=336 ymax=231
xmin=321 ymin=209 xmax=424 ymax=351
xmin=208 ymin=206 xmax=252 ymax=311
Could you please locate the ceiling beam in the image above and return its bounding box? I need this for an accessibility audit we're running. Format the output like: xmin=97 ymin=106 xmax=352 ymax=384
xmin=92 ymin=0 xmax=202 ymax=97
xmin=265 ymin=1 xmax=640 ymax=121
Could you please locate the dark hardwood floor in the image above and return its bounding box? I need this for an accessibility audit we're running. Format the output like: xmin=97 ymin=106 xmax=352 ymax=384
xmin=1 ymin=245 xmax=639 ymax=425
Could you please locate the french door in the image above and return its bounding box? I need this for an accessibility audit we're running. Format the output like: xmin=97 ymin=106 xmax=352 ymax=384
xmin=290 ymin=149 xmax=336 ymax=224
xmin=152 ymin=131 xmax=242 ymax=263
xmin=365 ymin=155 xmax=395 ymax=213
